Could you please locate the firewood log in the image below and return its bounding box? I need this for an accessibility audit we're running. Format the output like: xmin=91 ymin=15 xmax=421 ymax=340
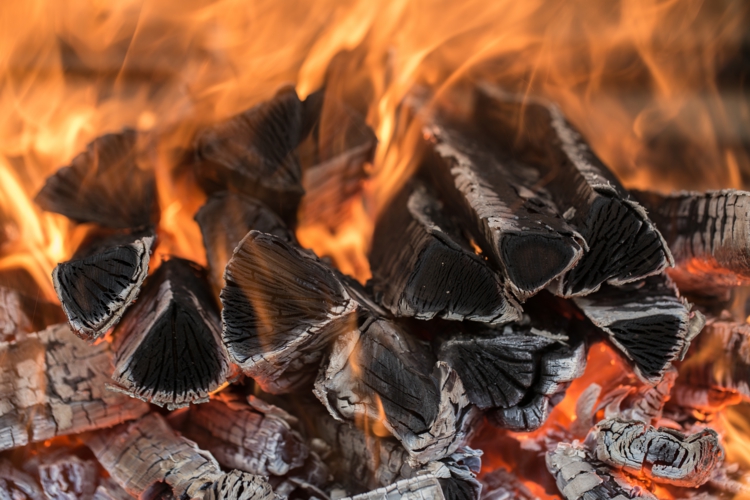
xmin=474 ymin=85 xmax=673 ymax=297
xmin=194 ymin=85 xmax=307 ymax=226
xmin=38 ymin=454 xmax=98 ymax=500
xmin=221 ymin=231 xmax=357 ymax=393
xmin=573 ymin=274 xmax=704 ymax=383
xmin=35 ymin=129 xmax=158 ymax=229
xmin=369 ymin=180 xmax=521 ymax=324
xmin=0 ymin=459 xmax=44 ymax=500
xmin=0 ymin=324 xmax=149 ymax=452
xmin=53 ymin=229 xmax=155 ymax=342
xmin=0 ymin=286 xmax=65 ymax=342
xmin=110 ymin=257 xmax=228 ymax=410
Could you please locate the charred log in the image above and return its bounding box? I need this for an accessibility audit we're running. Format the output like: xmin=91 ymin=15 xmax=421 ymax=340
xmin=0 ymin=459 xmax=44 ymax=500
xmin=369 ymin=180 xmax=520 ymax=324
xmin=474 ymin=85 xmax=672 ymax=297
xmin=205 ymin=470 xmax=281 ymax=500
xmin=110 ymin=257 xmax=228 ymax=409
xmin=0 ymin=286 xmax=65 ymax=342
xmin=194 ymin=86 xmax=306 ymax=225
xmin=39 ymin=454 xmax=98 ymax=500
xmin=591 ymin=418 xmax=724 ymax=487
xmin=34 ymin=129 xmax=158 ymax=229
xmin=0 ymin=324 xmax=149 ymax=452
xmin=221 ymin=231 xmax=357 ymax=393
xmin=573 ymin=274 xmax=703 ymax=383
xmin=53 ymin=229 xmax=155 ymax=342
xmin=343 ymin=475 xmax=447 ymax=500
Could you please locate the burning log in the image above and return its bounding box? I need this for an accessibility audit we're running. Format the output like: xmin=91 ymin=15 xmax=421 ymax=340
xmin=194 ymin=85 xmax=307 ymax=226
xmin=421 ymin=107 xmax=585 ymax=299
xmin=632 ymin=189 xmax=750 ymax=294
xmin=591 ymin=418 xmax=724 ymax=487
xmin=195 ymin=191 xmax=294 ymax=295
xmin=546 ymin=442 xmax=657 ymax=500
xmin=474 ymin=85 xmax=673 ymax=297
xmin=436 ymin=322 xmax=587 ymax=431
xmin=110 ymin=257 xmax=228 ymax=409
xmin=53 ymin=229 xmax=155 ymax=342
xmin=38 ymin=454 xmax=99 ymax=500
xmin=480 ymin=468 xmax=537 ymax=500
xmin=0 ymin=286 xmax=65 ymax=342
xmin=573 ymin=274 xmax=703 ymax=383
xmin=369 ymin=180 xmax=521 ymax=324
xmin=221 ymin=231 xmax=357 ymax=393
xmin=315 ymin=316 xmax=480 ymax=463
xmin=34 ymin=129 xmax=158 ymax=229
xmin=0 ymin=323 xmax=149 ymax=452
xmin=0 ymin=459 xmax=44 ymax=500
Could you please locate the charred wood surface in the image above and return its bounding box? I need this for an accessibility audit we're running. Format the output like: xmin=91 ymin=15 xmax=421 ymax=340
xmin=573 ymin=274 xmax=702 ymax=383
xmin=194 ymin=86 xmax=306 ymax=225
xmin=342 ymin=475 xmax=447 ymax=500
xmin=38 ymin=454 xmax=98 ymax=500
xmin=475 ymin=85 xmax=672 ymax=297
xmin=93 ymin=477 xmax=135 ymax=500
xmin=0 ymin=286 xmax=65 ymax=342
xmin=222 ymin=231 xmax=357 ymax=393
xmin=0 ymin=324 xmax=149 ymax=452
xmin=34 ymin=129 xmax=158 ymax=229
xmin=205 ymin=470 xmax=281 ymax=500
xmin=591 ymin=418 xmax=724 ymax=487
xmin=0 ymin=459 xmax=44 ymax=500
xmin=369 ymin=181 xmax=520 ymax=324
xmin=111 ymin=257 xmax=228 ymax=409
xmin=53 ymin=230 xmax=155 ymax=342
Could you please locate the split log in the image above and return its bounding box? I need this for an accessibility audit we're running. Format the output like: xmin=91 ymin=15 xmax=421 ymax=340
xmin=591 ymin=418 xmax=724 ymax=487
xmin=110 ymin=257 xmax=228 ymax=410
xmin=221 ymin=231 xmax=357 ymax=393
xmin=194 ymin=192 xmax=294 ymax=295
xmin=436 ymin=323 xmax=587 ymax=432
xmin=35 ymin=129 xmax=158 ymax=229
xmin=205 ymin=471 xmax=281 ymax=500
xmin=0 ymin=323 xmax=149 ymax=452
xmin=315 ymin=316 xmax=480 ymax=464
xmin=369 ymin=180 xmax=520 ymax=324
xmin=194 ymin=85 xmax=307 ymax=225
xmin=573 ymin=274 xmax=704 ymax=383
xmin=53 ymin=229 xmax=155 ymax=342
xmin=632 ymin=189 xmax=750 ymax=293
xmin=480 ymin=468 xmax=537 ymax=500
xmin=39 ymin=454 xmax=98 ymax=500
xmin=474 ymin=85 xmax=672 ymax=297
xmin=0 ymin=459 xmax=44 ymax=500
xmin=0 ymin=286 xmax=65 ymax=342
xmin=546 ymin=442 xmax=657 ymax=500
xmin=421 ymin=105 xmax=585 ymax=299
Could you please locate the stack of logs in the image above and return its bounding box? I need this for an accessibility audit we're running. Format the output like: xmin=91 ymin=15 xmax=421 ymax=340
xmin=2 ymin=81 xmax=750 ymax=500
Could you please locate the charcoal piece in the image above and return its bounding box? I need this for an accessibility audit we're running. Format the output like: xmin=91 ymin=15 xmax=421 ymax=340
xmin=474 ymin=85 xmax=672 ymax=297
xmin=421 ymin=107 xmax=585 ymax=299
xmin=614 ymin=368 xmax=678 ymax=424
xmin=182 ymin=393 xmax=309 ymax=477
xmin=205 ymin=470 xmax=281 ymax=500
xmin=34 ymin=129 xmax=158 ymax=229
xmin=110 ymin=257 xmax=228 ymax=410
xmin=0 ymin=286 xmax=65 ymax=342
xmin=0 ymin=324 xmax=149 ymax=452
xmin=343 ymin=475 xmax=447 ymax=500
xmin=39 ymin=455 xmax=98 ymax=500
xmin=315 ymin=316 xmax=480 ymax=464
xmin=437 ymin=323 xmax=586 ymax=432
xmin=573 ymin=274 xmax=703 ymax=383
xmin=369 ymin=180 xmax=520 ymax=324
xmin=222 ymin=231 xmax=357 ymax=393
xmin=480 ymin=467 xmax=537 ymax=500
xmin=53 ymin=230 xmax=155 ymax=342
xmin=632 ymin=189 xmax=750 ymax=293
xmin=195 ymin=192 xmax=294 ymax=295
xmin=0 ymin=459 xmax=44 ymax=500
xmin=591 ymin=418 xmax=724 ymax=487
xmin=194 ymin=85 xmax=306 ymax=225
xmin=546 ymin=442 xmax=657 ymax=500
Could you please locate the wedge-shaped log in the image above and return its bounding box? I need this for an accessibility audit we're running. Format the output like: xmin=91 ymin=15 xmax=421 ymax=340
xmin=39 ymin=454 xmax=99 ymax=500
xmin=475 ymin=85 xmax=672 ymax=297
xmin=370 ymin=181 xmax=520 ymax=324
xmin=546 ymin=442 xmax=657 ymax=500
xmin=633 ymin=189 xmax=750 ymax=293
xmin=194 ymin=86 xmax=306 ymax=225
xmin=111 ymin=258 xmax=228 ymax=409
xmin=195 ymin=192 xmax=294 ymax=295
xmin=315 ymin=316 xmax=480 ymax=464
xmin=35 ymin=129 xmax=158 ymax=229
xmin=592 ymin=418 xmax=724 ymax=487
xmin=437 ymin=323 xmax=587 ymax=432
xmin=222 ymin=231 xmax=357 ymax=393
xmin=53 ymin=230 xmax=155 ymax=342
xmin=0 ymin=459 xmax=45 ymax=500
xmin=422 ymin=108 xmax=584 ymax=299
xmin=573 ymin=274 xmax=703 ymax=383
xmin=0 ymin=324 xmax=149 ymax=452
xmin=0 ymin=286 xmax=65 ymax=342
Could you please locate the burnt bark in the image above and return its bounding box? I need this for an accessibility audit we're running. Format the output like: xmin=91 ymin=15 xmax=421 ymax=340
xmin=38 ymin=454 xmax=99 ymax=500
xmin=474 ymin=85 xmax=673 ymax=297
xmin=221 ymin=231 xmax=357 ymax=393
xmin=53 ymin=229 xmax=155 ymax=342
xmin=205 ymin=471 xmax=281 ymax=500
xmin=0 ymin=459 xmax=44 ymax=500
xmin=111 ymin=257 xmax=228 ymax=410
xmin=0 ymin=286 xmax=65 ymax=342
xmin=34 ymin=129 xmax=158 ymax=229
